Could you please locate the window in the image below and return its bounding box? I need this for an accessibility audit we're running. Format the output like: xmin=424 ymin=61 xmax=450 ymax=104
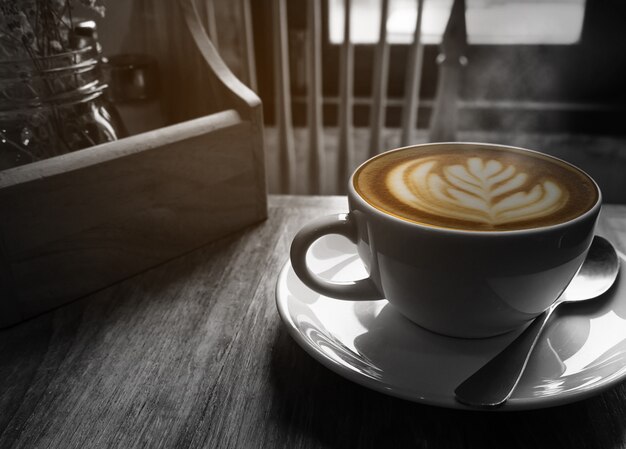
xmin=328 ymin=0 xmax=586 ymax=45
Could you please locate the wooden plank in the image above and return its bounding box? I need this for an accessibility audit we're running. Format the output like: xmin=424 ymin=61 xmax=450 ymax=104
xmin=368 ymin=0 xmax=391 ymax=158
xmin=0 ymin=197 xmax=625 ymax=448
xmin=306 ymin=0 xmax=325 ymax=194
xmin=134 ymin=0 xmax=223 ymax=123
xmin=0 ymin=0 xmax=268 ymax=328
xmin=400 ymin=0 xmax=425 ymax=147
xmin=94 ymin=0 xmax=262 ymax=125
xmin=272 ymin=0 xmax=296 ymax=193
xmin=240 ymin=0 xmax=258 ymax=91
xmin=0 ymin=111 xmax=267 ymax=326
xmin=337 ymin=0 xmax=354 ymax=194
xmin=178 ymin=0 xmax=267 ymax=215
xmin=0 ymin=109 xmax=237 ymax=190
xmin=178 ymin=0 xmax=261 ymax=112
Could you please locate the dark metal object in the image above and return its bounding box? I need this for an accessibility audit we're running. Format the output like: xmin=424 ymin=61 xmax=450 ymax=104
xmin=455 ymin=236 xmax=620 ymax=408
xmin=102 ymin=54 xmax=160 ymax=102
xmin=429 ymin=0 xmax=467 ymax=142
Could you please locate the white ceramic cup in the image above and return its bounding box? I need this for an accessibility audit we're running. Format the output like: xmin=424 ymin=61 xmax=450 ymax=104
xmin=290 ymin=143 xmax=601 ymax=338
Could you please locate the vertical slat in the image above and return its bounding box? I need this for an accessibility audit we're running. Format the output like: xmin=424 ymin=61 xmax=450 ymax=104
xmin=368 ymin=0 xmax=390 ymax=158
xmin=306 ymin=0 xmax=325 ymax=194
xmin=272 ymin=0 xmax=296 ymax=193
xmin=337 ymin=0 xmax=354 ymax=194
xmin=206 ymin=0 xmax=219 ymax=49
xmin=240 ymin=0 xmax=258 ymax=91
xmin=400 ymin=0 xmax=425 ymax=147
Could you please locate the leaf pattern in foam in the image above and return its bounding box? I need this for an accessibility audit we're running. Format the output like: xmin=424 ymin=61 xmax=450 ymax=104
xmin=387 ymin=156 xmax=568 ymax=225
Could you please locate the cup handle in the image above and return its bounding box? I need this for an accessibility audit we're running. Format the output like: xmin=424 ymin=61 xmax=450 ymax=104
xmin=290 ymin=213 xmax=384 ymax=300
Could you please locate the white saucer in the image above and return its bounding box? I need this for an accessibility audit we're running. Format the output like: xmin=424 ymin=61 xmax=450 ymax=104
xmin=276 ymin=234 xmax=626 ymax=410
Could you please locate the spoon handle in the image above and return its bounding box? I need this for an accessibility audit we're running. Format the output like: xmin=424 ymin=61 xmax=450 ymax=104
xmin=454 ymin=306 xmax=556 ymax=408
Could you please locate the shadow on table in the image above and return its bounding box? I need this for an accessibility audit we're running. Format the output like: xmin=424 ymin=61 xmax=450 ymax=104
xmin=0 ymin=222 xmax=263 ymax=438
xmin=269 ymin=324 xmax=626 ymax=449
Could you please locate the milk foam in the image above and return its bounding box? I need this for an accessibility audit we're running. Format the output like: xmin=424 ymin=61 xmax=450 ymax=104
xmin=387 ymin=157 xmax=568 ymax=226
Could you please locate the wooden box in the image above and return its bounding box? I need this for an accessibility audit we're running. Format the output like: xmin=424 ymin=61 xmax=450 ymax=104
xmin=0 ymin=1 xmax=267 ymax=327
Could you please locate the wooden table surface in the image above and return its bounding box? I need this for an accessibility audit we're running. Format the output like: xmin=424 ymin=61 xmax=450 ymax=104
xmin=2 ymin=195 xmax=626 ymax=449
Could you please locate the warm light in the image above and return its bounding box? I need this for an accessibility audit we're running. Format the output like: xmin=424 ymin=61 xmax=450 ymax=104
xmin=328 ymin=0 xmax=586 ymax=45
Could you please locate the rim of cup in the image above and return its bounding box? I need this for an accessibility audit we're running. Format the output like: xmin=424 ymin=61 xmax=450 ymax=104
xmin=348 ymin=142 xmax=602 ymax=237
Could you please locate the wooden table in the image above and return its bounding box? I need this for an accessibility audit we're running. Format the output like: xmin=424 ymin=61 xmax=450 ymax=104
xmin=1 ymin=195 xmax=626 ymax=449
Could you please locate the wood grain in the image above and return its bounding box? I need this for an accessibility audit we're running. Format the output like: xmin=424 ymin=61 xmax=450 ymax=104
xmin=124 ymin=0 xmax=220 ymax=124
xmin=110 ymin=0 xmax=263 ymax=124
xmin=178 ymin=0 xmax=262 ymax=114
xmin=0 ymin=111 xmax=266 ymax=326
xmin=0 ymin=0 xmax=267 ymax=327
xmin=0 ymin=196 xmax=625 ymax=449
xmin=178 ymin=0 xmax=267 ymax=213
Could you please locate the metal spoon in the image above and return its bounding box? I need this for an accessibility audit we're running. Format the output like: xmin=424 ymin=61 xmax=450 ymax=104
xmin=455 ymin=236 xmax=620 ymax=408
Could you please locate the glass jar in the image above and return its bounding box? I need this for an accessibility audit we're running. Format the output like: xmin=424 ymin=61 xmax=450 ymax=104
xmin=0 ymin=45 xmax=125 ymax=170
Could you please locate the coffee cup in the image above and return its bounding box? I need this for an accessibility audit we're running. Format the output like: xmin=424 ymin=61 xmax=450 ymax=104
xmin=290 ymin=142 xmax=601 ymax=338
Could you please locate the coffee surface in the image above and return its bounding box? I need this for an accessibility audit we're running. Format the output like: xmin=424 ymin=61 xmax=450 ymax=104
xmin=354 ymin=145 xmax=598 ymax=231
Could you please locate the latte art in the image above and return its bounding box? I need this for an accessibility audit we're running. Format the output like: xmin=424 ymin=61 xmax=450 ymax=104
xmin=354 ymin=144 xmax=598 ymax=231
xmin=387 ymin=157 xmax=568 ymax=225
